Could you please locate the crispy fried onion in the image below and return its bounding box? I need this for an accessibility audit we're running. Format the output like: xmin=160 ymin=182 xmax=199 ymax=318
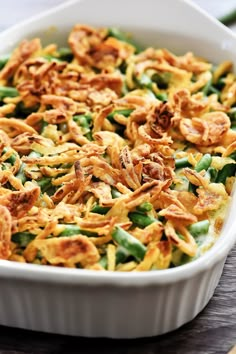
xmin=119 ymin=146 xmax=174 ymax=190
xmin=194 ymin=183 xmax=229 ymax=215
xmin=11 ymin=132 xmax=55 ymax=154
xmin=142 ymin=152 xmax=175 ymax=183
xmin=138 ymin=125 xmax=172 ymax=147
xmin=183 ymin=168 xmax=229 ymax=214
xmin=0 ymin=186 xmax=40 ymax=218
xmin=159 ymin=204 xmax=197 ymax=225
xmin=33 ymin=235 xmax=100 ymax=266
xmin=0 ymin=38 xmax=41 ymax=81
xmin=16 ymin=59 xmax=67 ymax=103
xmin=79 ymin=73 xmax=123 ymax=96
xmin=179 ymin=111 xmax=230 ymax=146
xmin=0 ymin=23 xmax=233 ymax=271
xmin=51 ymin=161 xmax=91 ymax=204
xmin=171 ymin=88 xmax=207 ymax=121
xmin=68 ymin=24 xmax=134 ymax=69
xmin=161 ymin=49 xmax=211 ymax=74
xmin=0 ymin=118 xmax=37 ymax=138
xmin=106 ymin=180 xmax=168 ymax=223
xmin=135 ymin=240 xmax=172 ymax=271
xmin=165 ymin=221 xmax=197 ymax=257
xmin=130 ymin=222 xmax=164 ymax=244
xmin=126 ymin=100 xmax=174 ymax=147
xmin=89 ymin=181 xmax=112 ymax=206
xmin=146 ymin=101 xmax=174 ymax=137
xmin=119 ymin=146 xmax=141 ymax=190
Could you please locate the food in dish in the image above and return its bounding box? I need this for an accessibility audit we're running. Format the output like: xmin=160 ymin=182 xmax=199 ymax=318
xmin=0 ymin=24 xmax=235 ymax=271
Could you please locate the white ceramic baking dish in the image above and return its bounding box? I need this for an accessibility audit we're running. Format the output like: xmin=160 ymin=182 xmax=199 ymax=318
xmin=0 ymin=0 xmax=236 ymax=339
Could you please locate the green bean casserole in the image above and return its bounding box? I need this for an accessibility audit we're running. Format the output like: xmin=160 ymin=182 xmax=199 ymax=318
xmin=0 ymin=24 xmax=235 ymax=271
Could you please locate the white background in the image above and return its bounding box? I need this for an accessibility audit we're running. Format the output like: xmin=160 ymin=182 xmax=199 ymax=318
xmin=0 ymin=0 xmax=235 ymax=32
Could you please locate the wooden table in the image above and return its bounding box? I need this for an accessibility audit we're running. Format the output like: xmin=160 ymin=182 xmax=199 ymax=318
xmin=0 ymin=1 xmax=235 ymax=353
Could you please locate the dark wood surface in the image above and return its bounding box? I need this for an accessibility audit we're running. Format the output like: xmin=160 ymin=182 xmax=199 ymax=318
xmin=0 ymin=246 xmax=235 ymax=354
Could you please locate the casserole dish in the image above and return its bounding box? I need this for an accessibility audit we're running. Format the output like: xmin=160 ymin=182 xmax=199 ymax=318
xmin=0 ymin=0 xmax=236 ymax=338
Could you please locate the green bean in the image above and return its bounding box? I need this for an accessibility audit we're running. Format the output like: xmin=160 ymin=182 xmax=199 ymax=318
xmin=191 ymin=74 xmax=197 ymax=83
xmin=151 ymin=72 xmax=171 ymax=89
xmin=231 ymin=124 xmax=236 ymax=131
xmin=37 ymin=119 xmax=48 ymax=134
xmin=229 ymin=151 xmax=236 ymax=160
xmin=145 ymin=89 xmax=156 ymax=100
xmin=1 ymin=163 xmax=7 ymax=171
xmin=43 ymin=54 xmax=61 ymax=62
xmin=58 ymin=47 xmax=73 ymax=61
xmin=0 ymin=86 xmax=19 ymax=100
xmin=7 ymin=154 xmax=17 ymax=165
xmin=116 ymin=245 xmax=130 ymax=264
xmin=86 ymin=131 xmax=93 ymax=141
xmin=29 ymin=151 xmax=42 ymax=158
xmin=0 ymin=56 xmax=9 ymax=70
xmin=119 ymin=60 xmax=127 ymax=74
xmin=209 ymin=85 xmax=220 ymax=95
xmin=108 ymin=27 xmax=128 ymax=40
xmin=73 ymin=114 xmax=93 ymax=140
xmin=157 ymin=214 xmax=165 ymax=222
xmin=194 ymin=154 xmax=212 ymax=172
xmin=37 ymin=177 xmax=52 ymax=193
xmin=14 ymin=102 xmax=40 ymax=119
xmin=107 ymin=27 xmax=142 ymax=53
xmin=43 ymin=48 xmax=73 ymax=62
xmin=111 ymin=226 xmax=146 ymax=261
xmin=111 ymin=187 xmax=122 ymax=199
xmin=12 ymin=232 xmax=36 ymax=247
xmin=137 ymin=74 xmax=169 ymax=101
xmin=128 ymin=212 xmax=157 ymax=228
xmin=136 ymin=202 xmax=153 ymax=212
xmin=15 ymin=163 xmax=27 ymax=184
xmin=215 ymin=163 xmax=236 ymax=184
xmin=15 ymin=151 xmax=42 ymax=184
xmin=58 ymin=224 xmax=97 ymax=237
xmin=107 ymin=108 xmax=134 ymax=122
xmin=175 ymin=156 xmax=191 ymax=169
xmin=73 ymin=114 xmax=92 ymax=126
xmin=228 ymin=107 xmax=236 ymax=121
xmin=2 ymin=147 xmax=17 ymax=165
xmin=202 ymin=79 xmax=220 ymax=96
xmin=91 ymin=204 xmax=110 ymax=214
xmin=188 ymin=220 xmax=210 ymax=237
xmin=121 ymin=82 xmax=129 ymax=96
xmin=188 ymin=182 xmax=197 ymax=194
xmin=206 ymin=166 xmax=218 ymax=182
xmin=215 ymin=77 xmax=226 ymax=90
xmin=99 ymin=255 xmax=108 ymax=269
xmin=179 ymin=254 xmax=193 ymax=265
xmin=171 ymin=247 xmax=196 ymax=266
xmin=176 ymin=232 xmax=185 ymax=240
xmin=202 ymin=79 xmax=212 ymax=96
xmin=218 ymin=9 xmax=236 ymax=26
xmin=98 ymin=245 xmax=130 ymax=269
xmin=155 ymin=92 xmax=168 ymax=101
xmin=137 ymin=73 xmax=153 ymax=89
